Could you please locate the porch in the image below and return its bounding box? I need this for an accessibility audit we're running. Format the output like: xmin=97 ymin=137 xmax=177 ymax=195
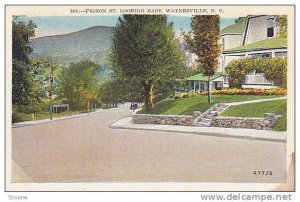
xmin=186 ymin=73 xmax=223 ymax=92
xmin=223 ymin=73 xmax=275 ymax=89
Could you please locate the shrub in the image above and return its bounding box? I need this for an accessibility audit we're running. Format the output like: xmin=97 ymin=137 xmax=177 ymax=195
xmin=174 ymin=92 xmax=199 ymax=99
xmin=182 ymin=93 xmax=190 ymax=98
xmin=226 ymin=57 xmax=287 ymax=88
xmin=174 ymin=94 xmax=183 ymax=99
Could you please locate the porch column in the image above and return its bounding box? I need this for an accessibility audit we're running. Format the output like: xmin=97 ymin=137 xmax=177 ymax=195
xmin=193 ymin=81 xmax=196 ymax=92
xmin=271 ymin=51 xmax=275 ymax=58
xmin=198 ymin=81 xmax=201 ymax=92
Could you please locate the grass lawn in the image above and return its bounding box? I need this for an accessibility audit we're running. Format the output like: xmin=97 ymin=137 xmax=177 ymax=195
xmin=220 ymin=99 xmax=287 ymax=131
xmin=138 ymin=95 xmax=282 ymax=115
xmin=12 ymin=110 xmax=84 ymax=123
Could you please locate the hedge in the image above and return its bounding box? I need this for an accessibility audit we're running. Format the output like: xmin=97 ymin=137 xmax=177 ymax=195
xmin=225 ymin=57 xmax=287 ymax=88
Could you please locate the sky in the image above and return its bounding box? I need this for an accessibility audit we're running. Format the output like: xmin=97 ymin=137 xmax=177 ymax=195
xmin=25 ymin=16 xmax=237 ymax=38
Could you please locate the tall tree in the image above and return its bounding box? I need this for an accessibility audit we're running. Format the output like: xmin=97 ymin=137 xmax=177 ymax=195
xmin=58 ymin=61 xmax=100 ymax=111
xmin=111 ymin=15 xmax=185 ymax=111
xmin=12 ymin=17 xmax=38 ymax=105
xmin=184 ymin=15 xmax=220 ymax=103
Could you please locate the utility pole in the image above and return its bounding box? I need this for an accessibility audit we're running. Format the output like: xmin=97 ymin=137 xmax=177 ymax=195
xmin=49 ymin=74 xmax=54 ymax=120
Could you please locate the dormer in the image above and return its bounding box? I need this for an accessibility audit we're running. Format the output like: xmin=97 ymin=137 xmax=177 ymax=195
xmin=242 ymin=15 xmax=279 ymax=45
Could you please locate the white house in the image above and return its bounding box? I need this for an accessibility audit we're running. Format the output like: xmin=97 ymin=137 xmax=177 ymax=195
xmin=219 ymin=15 xmax=287 ymax=89
xmin=186 ymin=15 xmax=287 ymax=92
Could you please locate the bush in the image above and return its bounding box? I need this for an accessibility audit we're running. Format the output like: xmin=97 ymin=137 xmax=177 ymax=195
xmin=174 ymin=92 xmax=198 ymax=99
xmin=174 ymin=94 xmax=183 ymax=99
xmin=200 ymin=88 xmax=287 ymax=96
xmin=12 ymin=112 xmax=31 ymax=123
xmin=182 ymin=93 xmax=190 ymax=98
xmin=226 ymin=57 xmax=287 ymax=88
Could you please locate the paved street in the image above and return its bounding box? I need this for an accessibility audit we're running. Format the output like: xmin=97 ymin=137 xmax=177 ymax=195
xmin=12 ymin=104 xmax=286 ymax=183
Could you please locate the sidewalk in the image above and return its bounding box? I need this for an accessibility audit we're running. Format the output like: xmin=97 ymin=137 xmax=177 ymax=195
xmin=226 ymin=96 xmax=287 ymax=106
xmin=110 ymin=115 xmax=286 ymax=143
xmin=12 ymin=107 xmax=123 ymax=128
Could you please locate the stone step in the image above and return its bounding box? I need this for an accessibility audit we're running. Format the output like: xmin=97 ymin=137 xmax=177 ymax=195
xmin=194 ymin=103 xmax=230 ymax=127
xmin=205 ymin=114 xmax=213 ymax=119
xmin=219 ymin=107 xmax=228 ymax=110
xmin=200 ymin=118 xmax=210 ymax=123
xmin=195 ymin=122 xmax=209 ymax=127
xmin=209 ymin=111 xmax=219 ymax=115
xmin=213 ymin=107 xmax=225 ymax=112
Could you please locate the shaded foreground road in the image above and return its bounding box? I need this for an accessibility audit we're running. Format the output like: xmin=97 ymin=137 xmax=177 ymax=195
xmin=12 ymin=104 xmax=286 ymax=183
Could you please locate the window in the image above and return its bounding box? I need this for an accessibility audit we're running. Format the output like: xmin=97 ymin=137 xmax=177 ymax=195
xmin=261 ymin=53 xmax=271 ymax=58
xmin=275 ymin=51 xmax=287 ymax=57
xmin=267 ymin=18 xmax=275 ymax=38
xmin=249 ymin=52 xmax=271 ymax=59
xmin=255 ymin=69 xmax=264 ymax=75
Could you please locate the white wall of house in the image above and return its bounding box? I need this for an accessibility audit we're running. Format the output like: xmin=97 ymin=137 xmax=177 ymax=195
xmin=218 ymin=34 xmax=244 ymax=72
xmin=220 ymin=34 xmax=243 ymax=50
xmin=224 ymin=83 xmax=276 ymax=89
xmin=241 ymin=84 xmax=277 ymax=89
xmin=217 ymin=56 xmax=223 ymax=73
xmin=244 ymin=15 xmax=278 ymax=45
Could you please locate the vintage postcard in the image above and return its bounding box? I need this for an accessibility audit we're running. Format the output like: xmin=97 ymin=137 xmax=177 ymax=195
xmin=5 ymin=5 xmax=295 ymax=191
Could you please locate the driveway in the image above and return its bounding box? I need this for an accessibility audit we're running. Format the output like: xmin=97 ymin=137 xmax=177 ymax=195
xmin=11 ymin=104 xmax=286 ymax=183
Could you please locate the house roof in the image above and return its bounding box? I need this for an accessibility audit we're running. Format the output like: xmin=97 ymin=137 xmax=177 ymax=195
xmin=223 ymin=38 xmax=287 ymax=54
xmin=220 ymin=18 xmax=246 ymax=35
xmin=186 ymin=72 xmax=223 ymax=81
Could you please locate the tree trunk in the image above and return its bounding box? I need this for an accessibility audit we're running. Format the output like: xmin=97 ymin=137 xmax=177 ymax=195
xmin=208 ymin=75 xmax=211 ymax=103
xmin=86 ymin=101 xmax=90 ymax=112
xmin=142 ymin=81 xmax=154 ymax=111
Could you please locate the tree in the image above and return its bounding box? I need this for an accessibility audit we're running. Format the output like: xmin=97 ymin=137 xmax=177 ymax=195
xmin=111 ymin=15 xmax=185 ymax=111
xmin=100 ymin=77 xmax=144 ymax=107
xmin=58 ymin=61 xmax=100 ymax=111
xmin=12 ymin=17 xmax=38 ymax=105
xmin=277 ymin=15 xmax=287 ymax=39
xmin=30 ymin=59 xmax=61 ymax=96
xmin=184 ymin=15 xmax=221 ymax=103
xmin=12 ymin=17 xmax=36 ymax=63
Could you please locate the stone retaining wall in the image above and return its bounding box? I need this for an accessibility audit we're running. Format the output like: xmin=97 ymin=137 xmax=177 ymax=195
xmin=132 ymin=111 xmax=201 ymax=126
xmin=132 ymin=110 xmax=280 ymax=130
xmin=210 ymin=113 xmax=279 ymax=130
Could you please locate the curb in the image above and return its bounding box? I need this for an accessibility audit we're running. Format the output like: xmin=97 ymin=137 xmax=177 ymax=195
xmin=110 ymin=117 xmax=286 ymax=143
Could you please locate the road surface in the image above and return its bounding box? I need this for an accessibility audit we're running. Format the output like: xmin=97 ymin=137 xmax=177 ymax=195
xmin=11 ymin=104 xmax=286 ymax=183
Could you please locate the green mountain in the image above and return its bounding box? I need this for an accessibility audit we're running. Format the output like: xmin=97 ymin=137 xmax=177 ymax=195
xmin=30 ymin=26 xmax=114 ymax=66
